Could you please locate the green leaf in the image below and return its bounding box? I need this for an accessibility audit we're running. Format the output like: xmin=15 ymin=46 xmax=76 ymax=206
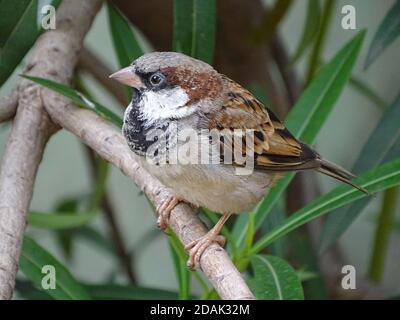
xmin=20 ymin=236 xmax=91 ymax=300
xmin=290 ymin=0 xmax=320 ymax=63
xmin=0 ymin=0 xmax=38 ymax=86
xmin=297 ymin=270 xmax=318 ymax=282
xmin=261 ymin=207 xmax=288 ymax=258
xmin=247 ymin=255 xmax=304 ymax=300
xmin=286 ymin=30 xmax=365 ymax=142
xmin=167 ymin=229 xmax=191 ymax=300
xmin=28 ymin=210 xmax=98 ymax=229
xmin=287 ymin=231 xmax=328 ymax=299
xmin=16 ymin=279 xmax=181 ymax=300
xmin=21 ymin=75 xmax=123 ymax=128
xmin=251 ymin=158 xmax=400 ymax=255
xmin=364 ymin=0 xmax=400 ymax=69
xmin=28 ymin=155 xmax=108 ymax=230
xmin=320 ymin=95 xmax=400 ymax=252
xmin=107 ymin=2 xmax=144 ymax=68
xmin=0 ymin=0 xmax=61 ymax=86
xmin=85 ymin=284 xmax=180 ymax=300
xmin=0 ymin=0 xmax=32 ymax=48
xmin=74 ymin=226 xmax=115 ymax=256
xmin=368 ymin=186 xmax=398 ymax=282
xmin=87 ymin=157 xmax=109 ymax=211
xmin=173 ymin=0 xmax=216 ymax=64
xmin=53 ymin=198 xmax=80 ymax=259
xmin=233 ymin=31 xmax=365 ymax=246
xmin=15 ymin=279 xmax=53 ymax=300
xmin=305 ymin=0 xmax=335 ymax=83
xmin=173 ymin=0 xmax=193 ymax=55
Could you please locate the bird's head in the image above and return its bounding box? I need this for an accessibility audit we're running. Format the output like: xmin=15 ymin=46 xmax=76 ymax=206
xmin=110 ymin=52 xmax=223 ymax=124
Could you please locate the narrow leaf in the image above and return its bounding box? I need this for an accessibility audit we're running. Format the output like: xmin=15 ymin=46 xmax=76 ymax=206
xmin=191 ymin=0 xmax=216 ymax=64
xmin=247 ymin=255 xmax=304 ymax=300
xmin=28 ymin=210 xmax=98 ymax=229
xmin=320 ymin=95 xmax=400 ymax=252
xmin=173 ymin=0 xmax=216 ymax=64
xmin=167 ymin=229 xmax=191 ymax=300
xmin=173 ymin=0 xmax=193 ymax=55
xmin=305 ymin=0 xmax=335 ymax=83
xmin=0 ymin=0 xmax=61 ymax=86
xmin=251 ymin=159 xmax=400 ymax=255
xmin=20 ymin=236 xmax=91 ymax=300
xmin=364 ymin=0 xmax=400 ymax=69
xmin=16 ymin=280 xmax=181 ymax=300
xmin=84 ymin=283 xmax=180 ymax=300
xmin=291 ymin=0 xmax=320 ymax=63
xmin=233 ymin=31 xmax=365 ymax=245
xmin=21 ymin=75 xmax=123 ymax=127
xmin=368 ymin=186 xmax=398 ymax=282
xmin=87 ymin=157 xmax=109 ymax=211
xmin=53 ymin=197 xmax=80 ymax=259
xmin=107 ymin=3 xmax=144 ymax=68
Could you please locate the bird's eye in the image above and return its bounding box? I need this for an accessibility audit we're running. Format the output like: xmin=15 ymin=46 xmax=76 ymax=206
xmin=149 ymin=73 xmax=164 ymax=86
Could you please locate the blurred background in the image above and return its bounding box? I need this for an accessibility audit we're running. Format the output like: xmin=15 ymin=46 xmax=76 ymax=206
xmin=0 ymin=0 xmax=399 ymax=299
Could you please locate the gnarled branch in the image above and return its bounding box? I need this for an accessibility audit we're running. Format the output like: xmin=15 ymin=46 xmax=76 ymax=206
xmin=0 ymin=0 xmax=102 ymax=299
xmin=0 ymin=0 xmax=254 ymax=300
xmin=0 ymin=91 xmax=18 ymax=122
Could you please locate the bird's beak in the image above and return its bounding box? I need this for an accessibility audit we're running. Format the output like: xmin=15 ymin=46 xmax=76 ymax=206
xmin=109 ymin=66 xmax=144 ymax=89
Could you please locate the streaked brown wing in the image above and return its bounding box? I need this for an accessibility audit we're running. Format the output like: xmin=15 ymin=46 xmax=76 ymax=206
xmin=208 ymin=75 xmax=318 ymax=172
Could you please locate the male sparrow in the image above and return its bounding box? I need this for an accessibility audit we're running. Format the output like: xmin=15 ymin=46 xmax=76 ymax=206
xmin=110 ymin=52 xmax=366 ymax=269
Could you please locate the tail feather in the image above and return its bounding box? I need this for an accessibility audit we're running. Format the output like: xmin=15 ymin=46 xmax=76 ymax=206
xmin=316 ymin=158 xmax=369 ymax=194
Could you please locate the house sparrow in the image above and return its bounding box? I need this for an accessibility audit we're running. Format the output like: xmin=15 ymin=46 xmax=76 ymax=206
xmin=110 ymin=52 xmax=366 ymax=270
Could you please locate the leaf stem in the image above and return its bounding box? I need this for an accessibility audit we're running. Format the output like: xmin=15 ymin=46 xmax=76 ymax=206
xmin=368 ymin=187 xmax=398 ymax=283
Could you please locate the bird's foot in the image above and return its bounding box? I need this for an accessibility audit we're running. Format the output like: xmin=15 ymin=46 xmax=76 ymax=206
xmin=185 ymin=232 xmax=226 ymax=270
xmin=156 ymin=196 xmax=181 ymax=231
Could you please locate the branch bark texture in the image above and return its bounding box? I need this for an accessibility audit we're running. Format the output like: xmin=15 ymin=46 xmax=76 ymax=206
xmin=0 ymin=0 xmax=102 ymax=299
xmin=0 ymin=0 xmax=254 ymax=300
xmin=0 ymin=91 xmax=18 ymax=122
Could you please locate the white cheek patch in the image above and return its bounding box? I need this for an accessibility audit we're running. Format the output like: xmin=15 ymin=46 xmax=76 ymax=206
xmin=139 ymin=87 xmax=192 ymax=126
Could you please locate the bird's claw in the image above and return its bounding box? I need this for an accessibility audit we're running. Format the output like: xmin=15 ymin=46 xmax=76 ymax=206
xmin=185 ymin=234 xmax=226 ymax=270
xmin=156 ymin=196 xmax=181 ymax=231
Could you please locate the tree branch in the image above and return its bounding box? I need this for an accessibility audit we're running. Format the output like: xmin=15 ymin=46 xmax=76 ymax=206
xmin=43 ymin=92 xmax=255 ymax=300
xmin=0 ymin=91 xmax=18 ymax=122
xmin=0 ymin=0 xmax=254 ymax=300
xmin=0 ymin=0 xmax=102 ymax=299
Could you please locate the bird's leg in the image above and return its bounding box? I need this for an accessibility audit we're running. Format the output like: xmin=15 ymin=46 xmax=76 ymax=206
xmin=185 ymin=213 xmax=232 ymax=270
xmin=156 ymin=196 xmax=181 ymax=230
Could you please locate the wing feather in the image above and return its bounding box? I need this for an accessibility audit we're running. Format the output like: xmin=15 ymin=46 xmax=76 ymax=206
xmin=208 ymin=75 xmax=318 ymax=172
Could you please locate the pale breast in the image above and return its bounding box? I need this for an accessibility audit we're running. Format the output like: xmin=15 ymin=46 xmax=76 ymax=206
xmin=141 ymin=159 xmax=279 ymax=214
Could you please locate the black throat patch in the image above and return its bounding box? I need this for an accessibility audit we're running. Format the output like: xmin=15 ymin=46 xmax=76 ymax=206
xmin=122 ymin=91 xmax=169 ymax=156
